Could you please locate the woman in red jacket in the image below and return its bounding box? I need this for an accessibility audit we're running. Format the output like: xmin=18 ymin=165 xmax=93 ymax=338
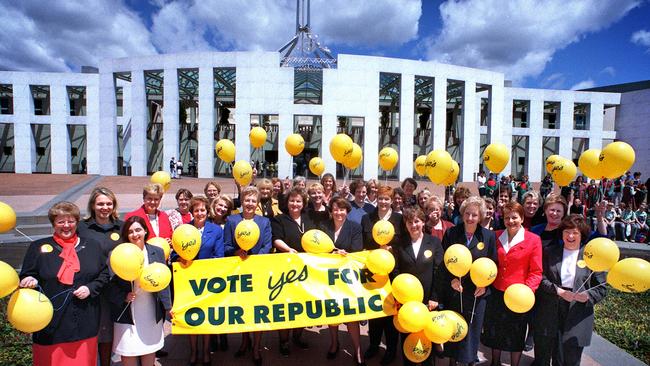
xmin=482 ymin=201 xmax=542 ymax=366
xmin=124 ymin=183 xmax=173 ymax=240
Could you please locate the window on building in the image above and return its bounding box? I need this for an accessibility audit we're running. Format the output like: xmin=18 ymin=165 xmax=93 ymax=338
xmin=574 ymin=103 xmax=589 ymax=130
xmin=116 ymin=87 xmax=123 ymax=116
xmin=67 ymin=86 xmax=87 ymax=116
xmin=294 ymin=68 xmax=322 ymax=104
xmin=543 ymin=102 xmax=560 ymax=129
xmin=513 ymin=100 xmax=529 ymax=128
xmin=0 ymin=84 xmax=13 ymax=115
xmin=31 ymin=85 xmax=50 ymax=115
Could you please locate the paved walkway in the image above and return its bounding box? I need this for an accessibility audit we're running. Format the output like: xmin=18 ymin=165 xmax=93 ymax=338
xmin=0 ymin=173 xmax=647 ymax=365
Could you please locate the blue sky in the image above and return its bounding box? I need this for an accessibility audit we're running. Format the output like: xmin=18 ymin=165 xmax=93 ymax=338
xmin=1 ymin=0 xmax=648 ymax=89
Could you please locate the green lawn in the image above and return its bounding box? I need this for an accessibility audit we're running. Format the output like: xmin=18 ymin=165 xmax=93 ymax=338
xmin=0 ymin=297 xmax=31 ymax=366
xmin=594 ymin=287 xmax=650 ymax=365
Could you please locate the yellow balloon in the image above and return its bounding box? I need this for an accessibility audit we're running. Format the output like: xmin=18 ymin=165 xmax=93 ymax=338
xmin=309 ymin=157 xmax=325 ymax=176
xmin=139 ymin=262 xmax=172 ymax=292
xmin=232 ymin=160 xmax=253 ymax=186
xmin=172 ymin=224 xmax=202 ymax=261
xmin=249 ymin=126 xmax=267 ymax=148
xmin=441 ymin=160 xmax=460 ymax=186
xmin=393 ymin=314 xmax=409 ymax=333
xmin=583 ymin=237 xmax=620 ymax=272
xmin=469 ymin=257 xmax=498 ymax=288
xmin=147 ymin=237 xmax=171 ymax=261
xmin=398 ymin=301 xmax=430 ymax=333
xmin=0 ymin=260 xmax=19 ymax=298
xmin=367 ymin=249 xmax=395 ymax=276
xmin=426 ymin=149 xmax=453 ymax=184
xmin=110 ymin=243 xmax=145 ymax=281
xmin=301 ymin=229 xmax=334 ymax=254
xmin=392 ymin=273 xmax=424 ymax=304
xmin=329 ymin=134 xmax=354 ymax=163
xmin=546 ymin=154 xmax=561 ymax=175
xmin=343 ymin=143 xmax=363 ymax=169
xmin=578 ymin=149 xmax=602 ymax=180
xmin=414 ymin=155 xmax=427 ymax=176
xmin=372 ymin=220 xmax=395 ymax=246
xmin=443 ymin=244 xmax=473 ymax=277
xmin=7 ymin=289 xmax=53 ymax=333
xmin=599 ymin=141 xmax=635 ymax=179
xmin=150 ymin=171 xmax=171 ymax=192
xmin=424 ymin=311 xmax=454 ymax=344
xmin=607 ymin=258 xmax=650 ymax=293
xmin=235 ymin=219 xmax=260 ymax=251
xmin=551 ymin=157 xmax=577 ymax=187
xmin=403 ymin=331 xmax=432 ymax=363
xmin=379 ymin=147 xmax=399 ymax=171
xmin=441 ymin=310 xmax=468 ymax=342
xmin=0 ymin=201 xmax=17 ymax=233
xmin=483 ymin=143 xmax=509 ymax=173
xmin=504 ymin=283 xmax=535 ymax=313
xmin=285 ymin=133 xmax=305 ymax=156
xmin=215 ymin=139 xmax=236 ymax=163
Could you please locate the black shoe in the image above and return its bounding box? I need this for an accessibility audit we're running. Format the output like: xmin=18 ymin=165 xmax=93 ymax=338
xmin=253 ymin=354 xmax=263 ymax=366
xmin=364 ymin=346 xmax=379 ymax=360
xmin=156 ymin=350 xmax=169 ymax=357
xmin=355 ymin=353 xmax=367 ymax=366
xmin=235 ymin=345 xmax=249 ymax=358
xmin=380 ymin=352 xmax=396 ymax=365
xmin=280 ymin=342 xmax=290 ymax=357
xmin=292 ymin=336 xmax=309 ymax=350
xmin=326 ymin=342 xmax=340 ymax=360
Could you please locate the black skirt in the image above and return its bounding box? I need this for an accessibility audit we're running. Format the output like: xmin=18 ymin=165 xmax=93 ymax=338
xmin=481 ymin=289 xmax=529 ymax=352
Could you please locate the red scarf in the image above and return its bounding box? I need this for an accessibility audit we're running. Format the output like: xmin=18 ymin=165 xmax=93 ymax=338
xmin=53 ymin=233 xmax=80 ymax=285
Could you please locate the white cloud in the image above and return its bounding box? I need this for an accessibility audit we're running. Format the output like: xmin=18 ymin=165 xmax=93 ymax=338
xmin=0 ymin=0 xmax=157 ymax=72
xmin=631 ymin=29 xmax=650 ymax=49
xmin=423 ymin=0 xmax=640 ymax=84
xmin=149 ymin=0 xmax=421 ymax=53
xmin=599 ymin=66 xmax=616 ymax=77
xmin=539 ymin=73 xmax=566 ymax=89
xmin=570 ymin=79 xmax=595 ymax=90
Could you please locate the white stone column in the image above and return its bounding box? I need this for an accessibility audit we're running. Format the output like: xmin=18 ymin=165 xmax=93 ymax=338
xmin=277 ymin=112 xmax=293 ymax=179
xmin=130 ymin=70 xmax=148 ymax=176
xmin=461 ymin=80 xmax=477 ymax=182
xmin=198 ymin=66 xmax=215 ymax=178
xmin=163 ymin=68 xmax=179 ymax=174
xmin=488 ymin=84 xmax=504 ymax=149
xmin=50 ymin=84 xmax=71 ymax=174
xmin=12 ymin=82 xmax=33 ymax=173
xmin=321 ymin=113 xmax=337 ymax=177
xmin=85 ymin=76 xmax=103 ymax=175
xmin=399 ymin=74 xmax=415 ymax=180
xmin=588 ymin=102 xmax=604 ymax=150
xmin=432 ymin=77 xmax=447 ymax=150
xmin=528 ymin=99 xmax=544 ymax=181
xmin=234 ymin=111 xmax=250 ymax=161
xmin=502 ymin=94 xmax=514 ymax=175
xmin=558 ymin=97 xmax=574 ymax=158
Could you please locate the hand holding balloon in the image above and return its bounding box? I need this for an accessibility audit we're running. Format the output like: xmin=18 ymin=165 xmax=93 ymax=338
xmin=72 ymin=286 xmax=90 ymax=300
xmin=19 ymin=276 xmax=38 ymax=289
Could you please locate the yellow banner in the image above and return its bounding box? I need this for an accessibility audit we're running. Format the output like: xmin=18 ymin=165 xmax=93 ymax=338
xmin=171 ymin=251 xmax=395 ymax=334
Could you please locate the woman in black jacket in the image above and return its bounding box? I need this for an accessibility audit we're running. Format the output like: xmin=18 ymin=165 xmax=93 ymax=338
xmin=109 ymin=216 xmax=171 ymax=366
xmin=19 ymin=201 xmax=109 ymax=365
xmin=394 ymin=207 xmax=444 ymax=366
xmin=438 ymin=196 xmax=497 ymax=365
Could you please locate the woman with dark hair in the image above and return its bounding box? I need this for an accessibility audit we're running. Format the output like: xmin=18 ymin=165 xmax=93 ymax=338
xmin=392 ymin=187 xmax=406 ymax=214
xmin=224 ymin=186 xmax=272 ymax=365
xmin=401 ymin=177 xmax=418 ymax=208
xmin=77 ymin=187 xmax=123 ymax=366
xmin=109 ymin=216 xmax=171 ymax=366
xmin=438 ymin=196 xmax=498 ymax=365
xmin=394 ymin=207 xmax=444 ymax=366
xmin=20 ymin=201 xmax=109 ymax=366
xmin=361 ymin=185 xmax=404 ymax=363
xmin=482 ymin=202 xmax=542 ymax=366
xmin=533 ymin=215 xmax=607 ymax=366
xmin=271 ymin=188 xmax=316 ymax=355
xmin=322 ymin=197 xmax=366 ymax=365
xmin=166 ymin=188 xmax=193 ymax=230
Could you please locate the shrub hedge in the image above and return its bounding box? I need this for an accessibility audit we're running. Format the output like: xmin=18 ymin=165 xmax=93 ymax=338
xmin=0 ymin=297 xmax=31 ymax=366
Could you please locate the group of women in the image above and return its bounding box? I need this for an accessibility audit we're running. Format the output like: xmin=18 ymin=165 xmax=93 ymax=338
xmin=17 ymin=173 xmax=608 ymax=366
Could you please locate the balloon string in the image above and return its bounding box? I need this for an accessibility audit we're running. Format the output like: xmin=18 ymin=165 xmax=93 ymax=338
xmin=117 ymin=281 xmax=134 ymax=322
xmin=37 ymin=285 xmax=74 ymax=312
xmin=470 ymin=295 xmax=477 ymax=324
xmin=459 ymin=277 xmax=463 ymax=313
xmin=575 ymin=270 xmax=594 ymax=293
xmin=581 ymin=282 xmax=607 ymax=292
